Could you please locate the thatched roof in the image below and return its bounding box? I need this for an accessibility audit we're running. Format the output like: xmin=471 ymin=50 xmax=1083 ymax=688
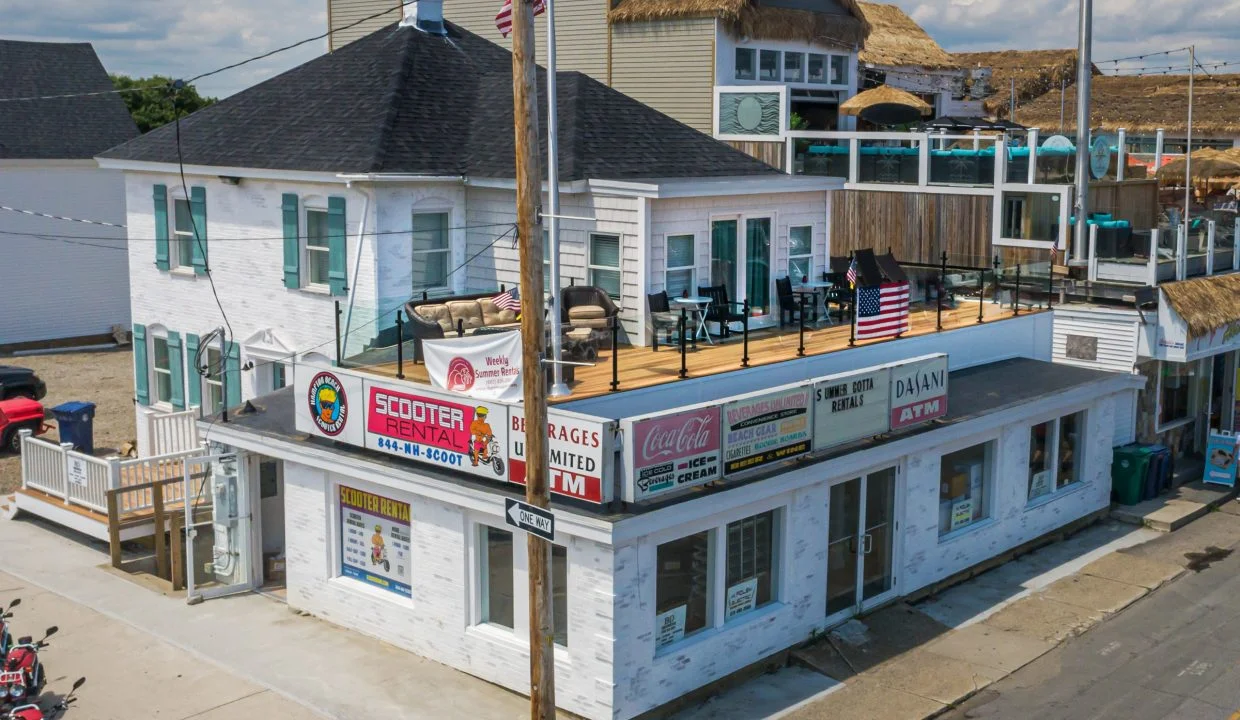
xmin=1015 ymin=73 xmax=1240 ymax=137
xmin=840 ymin=84 xmax=932 ymax=115
xmin=1162 ymin=273 xmax=1240 ymax=337
xmin=609 ymin=0 xmax=871 ymax=48
xmin=953 ymin=49 xmax=1084 ymax=117
xmin=858 ymin=3 xmax=959 ymax=70
xmin=1156 ymin=147 xmax=1240 ymax=188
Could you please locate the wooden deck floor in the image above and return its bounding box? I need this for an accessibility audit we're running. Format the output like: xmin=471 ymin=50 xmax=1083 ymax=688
xmin=364 ymin=301 xmax=1041 ymax=402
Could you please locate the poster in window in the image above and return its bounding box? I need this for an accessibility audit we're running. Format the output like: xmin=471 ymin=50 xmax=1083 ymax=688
xmin=949 ymin=499 xmax=974 ymax=531
xmin=723 ymin=387 xmax=813 ymax=474
xmin=1029 ymin=470 xmax=1053 ymax=500
xmin=339 ymin=485 xmax=412 ymax=597
xmin=725 ymin=577 xmax=759 ymax=620
xmin=654 ymin=604 xmax=687 ymax=649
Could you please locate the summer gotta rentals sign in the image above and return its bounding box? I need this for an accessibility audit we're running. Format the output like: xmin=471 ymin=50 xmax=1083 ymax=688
xmin=623 ymin=406 xmax=723 ymax=502
xmin=812 ymin=367 xmax=890 ymax=451
xmin=723 ymin=387 xmax=813 ymax=474
xmin=422 ymin=332 xmax=522 ymax=402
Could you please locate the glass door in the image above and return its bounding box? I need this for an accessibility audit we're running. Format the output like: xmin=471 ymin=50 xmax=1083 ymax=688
xmin=184 ymin=452 xmax=254 ymax=602
xmin=744 ymin=218 xmax=771 ymax=320
xmin=711 ymin=219 xmax=738 ymax=301
xmin=826 ymin=466 xmax=900 ymax=620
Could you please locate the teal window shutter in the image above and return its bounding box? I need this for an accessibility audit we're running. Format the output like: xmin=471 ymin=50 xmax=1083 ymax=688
xmin=327 ymin=196 xmax=347 ymax=296
xmin=167 ymin=331 xmax=185 ymax=410
xmin=225 ymin=342 xmax=242 ymax=408
xmin=153 ymin=186 xmax=169 ymax=271
xmin=185 ymin=333 xmax=201 ymax=408
xmin=133 ymin=324 xmax=150 ymax=405
xmin=190 ymin=186 xmax=208 ymax=275
xmin=282 ymin=194 xmax=300 ymax=289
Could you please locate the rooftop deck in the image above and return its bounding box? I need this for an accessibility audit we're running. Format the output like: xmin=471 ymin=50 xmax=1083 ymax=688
xmin=356 ymin=299 xmax=1037 ymax=403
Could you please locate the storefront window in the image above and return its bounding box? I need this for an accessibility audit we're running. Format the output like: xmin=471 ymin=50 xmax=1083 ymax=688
xmin=1028 ymin=411 xmax=1085 ymax=501
xmin=481 ymin=526 xmax=514 ymax=629
xmin=552 ymin=544 xmax=568 ymax=647
xmin=655 ymin=531 xmax=711 ymax=649
xmin=725 ymin=510 xmax=776 ymax=620
xmin=939 ymin=442 xmax=992 ymax=536
xmin=1159 ymin=360 xmax=1206 ymax=428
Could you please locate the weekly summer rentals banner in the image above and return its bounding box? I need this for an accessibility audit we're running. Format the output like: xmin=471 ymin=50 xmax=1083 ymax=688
xmin=339 ymin=485 xmax=412 ymax=597
xmin=422 ymin=332 xmax=523 ymax=402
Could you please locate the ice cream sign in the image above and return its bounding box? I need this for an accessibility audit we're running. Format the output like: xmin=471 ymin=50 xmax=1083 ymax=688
xmin=622 ymin=406 xmax=723 ymax=502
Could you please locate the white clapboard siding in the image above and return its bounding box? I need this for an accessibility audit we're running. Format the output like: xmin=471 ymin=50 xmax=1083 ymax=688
xmin=1051 ymin=307 xmax=1141 ymax=373
xmin=1113 ymin=390 xmax=1137 ymax=446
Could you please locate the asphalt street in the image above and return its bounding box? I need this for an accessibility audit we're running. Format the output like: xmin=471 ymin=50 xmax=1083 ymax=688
xmin=942 ymin=517 xmax=1240 ymax=720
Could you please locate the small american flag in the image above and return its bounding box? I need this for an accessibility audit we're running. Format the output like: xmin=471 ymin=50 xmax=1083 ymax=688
xmin=1049 ymin=243 xmax=1058 ymax=264
xmin=496 ymin=0 xmax=546 ymax=37
xmin=855 ymin=281 xmax=910 ymax=341
xmin=492 ymin=287 xmax=521 ymax=312
xmin=844 ymin=257 xmax=858 ymax=288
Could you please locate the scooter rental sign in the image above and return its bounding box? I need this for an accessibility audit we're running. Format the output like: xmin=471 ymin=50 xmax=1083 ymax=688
xmin=339 ymin=485 xmax=412 ymax=598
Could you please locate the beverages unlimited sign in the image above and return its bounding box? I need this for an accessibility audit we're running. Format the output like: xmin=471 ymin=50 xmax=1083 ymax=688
xmin=623 ymin=406 xmax=723 ymax=502
xmin=723 ymin=387 xmax=813 ymax=474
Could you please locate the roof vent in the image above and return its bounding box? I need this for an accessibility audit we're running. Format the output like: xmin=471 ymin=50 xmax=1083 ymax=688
xmin=402 ymin=0 xmax=447 ymax=35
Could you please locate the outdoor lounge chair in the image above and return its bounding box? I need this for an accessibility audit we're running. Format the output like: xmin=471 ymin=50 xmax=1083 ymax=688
xmin=697 ymin=285 xmax=745 ymax=339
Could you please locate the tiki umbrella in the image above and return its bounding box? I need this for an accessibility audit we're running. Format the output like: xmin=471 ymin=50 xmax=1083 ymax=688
xmin=840 ymin=85 xmax=932 ymax=126
xmin=1156 ymin=147 xmax=1240 ymax=188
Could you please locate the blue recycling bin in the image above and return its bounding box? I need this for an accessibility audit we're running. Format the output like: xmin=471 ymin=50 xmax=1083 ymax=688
xmin=51 ymin=401 xmax=96 ymax=455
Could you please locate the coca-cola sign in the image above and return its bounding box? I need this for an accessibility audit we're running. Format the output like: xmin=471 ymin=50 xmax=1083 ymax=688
xmin=624 ymin=407 xmax=722 ymax=502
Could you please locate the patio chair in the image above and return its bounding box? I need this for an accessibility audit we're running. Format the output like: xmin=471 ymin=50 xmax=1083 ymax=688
xmin=561 ymin=285 xmax=620 ymax=348
xmin=825 ymin=257 xmax=853 ymax=321
xmin=775 ymin=277 xmax=808 ymax=327
xmin=697 ymin=285 xmax=745 ymax=339
xmin=647 ymin=291 xmax=680 ymax=351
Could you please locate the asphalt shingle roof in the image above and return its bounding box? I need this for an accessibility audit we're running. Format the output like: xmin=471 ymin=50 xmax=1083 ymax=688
xmin=100 ymin=21 xmax=780 ymax=181
xmin=0 ymin=39 xmax=139 ymax=160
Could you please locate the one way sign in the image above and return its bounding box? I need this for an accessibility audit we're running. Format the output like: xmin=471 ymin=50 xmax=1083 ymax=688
xmin=505 ymin=498 xmax=555 ymax=542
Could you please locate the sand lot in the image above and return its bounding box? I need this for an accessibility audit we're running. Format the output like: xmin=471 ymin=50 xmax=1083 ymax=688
xmin=0 ymin=348 xmax=135 ymax=494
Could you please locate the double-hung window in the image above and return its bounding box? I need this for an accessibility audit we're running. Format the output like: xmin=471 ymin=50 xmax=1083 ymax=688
xmin=665 ymin=234 xmax=695 ymax=297
xmin=305 ymin=207 xmax=331 ymax=289
xmin=152 ymin=335 xmax=173 ymax=405
xmin=725 ymin=510 xmax=777 ymax=621
xmin=202 ymin=346 xmax=224 ymax=414
xmin=272 ymin=363 xmax=288 ymax=390
xmin=787 ymin=226 xmax=813 ymax=281
xmin=412 ymin=212 xmax=450 ymax=293
xmin=735 ymin=48 xmax=756 ymax=81
xmin=1028 ymin=411 xmax=1086 ymax=501
xmin=939 ymin=442 xmax=994 ymax=536
xmin=171 ymin=198 xmax=195 ymax=270
xmin=589 ymin=233 xmax=621 ymax=299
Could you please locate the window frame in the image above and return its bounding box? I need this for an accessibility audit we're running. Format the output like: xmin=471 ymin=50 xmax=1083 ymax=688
xmin=807 ymin=54 xmax=827 ymax=84
xmin=478 ymin=524 xmax=516 ymax=630
xmin=787 ymin=225 xmax=813 ymax=281
xmin=200 ymin=345 xmax=224 ymax=415
xmin=149 ymin=330 xmax=174 ymax=408
xmin=829 ymin=54 xmax=849 ymax=85
xmin=759 ymin=50 xmax=781 ymax=82
xmin=301 ymin=201 xmax=332 ymax=291
xmin=654 ymin=530 xmax=716 ymax=651
xmin=783 ymin=51 xmax=805 ymax=83
xmin=588 ymin=232 xmax=622 ymax=300
xmin=664 ymin=233 xmax=696 ymax=297
xmin=735 ymin=48 xmax=757 ymax=81
xmin=723 ymin=509 xmax=780 ymax=623
xmin=411 ymin=210 xmax=453 ymax=295
xmin=937 ymin=439 xmax=997 ymax=540
xmin=169 ymin=193 xmax=195 ymax=271
xmin=470 ymin=521 xmax=571 ymax=650
xmin=1156 ymin=359 xmax=1206 ymax=432
xmin=1027 ymin=410 xmax=1088 ymax=504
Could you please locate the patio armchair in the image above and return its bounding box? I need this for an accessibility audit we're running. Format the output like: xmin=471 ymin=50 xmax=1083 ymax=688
xmin=775 ymin=277 xmax=808 ymax=327
xmin=647 ymin=291 xmax=680 ymax=351
xmin=697 ymin=285 xmax=745 ymax=339
xmin=561 ymin=285 xmax=620 ymax=348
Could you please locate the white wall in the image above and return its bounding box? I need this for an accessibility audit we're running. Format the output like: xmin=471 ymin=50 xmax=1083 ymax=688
xmin=0 ymin=164 xmax=130 ymax=345
xmin=281 ymin=460 xmax=618 ymax=720
xmin=1051 ymin=306 xmax=1141 ymax=373
xmin=374 ymin=184 xmax=468 ymax=309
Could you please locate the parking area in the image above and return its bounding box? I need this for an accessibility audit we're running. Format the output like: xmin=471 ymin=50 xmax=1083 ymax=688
xmin=1 ymin=349 xmax=135 ymax=494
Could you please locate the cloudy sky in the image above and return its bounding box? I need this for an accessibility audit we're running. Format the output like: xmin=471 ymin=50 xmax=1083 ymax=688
xmin=3 ymin=0 xmax=1239 ymax=98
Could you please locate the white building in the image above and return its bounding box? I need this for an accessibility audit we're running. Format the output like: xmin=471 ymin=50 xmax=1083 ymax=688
xmin=0 ymin=40 xmax=137 ymax=349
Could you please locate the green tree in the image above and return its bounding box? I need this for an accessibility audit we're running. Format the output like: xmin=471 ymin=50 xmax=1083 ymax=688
xmin=109 ymin=74 xmax=218 ymax=133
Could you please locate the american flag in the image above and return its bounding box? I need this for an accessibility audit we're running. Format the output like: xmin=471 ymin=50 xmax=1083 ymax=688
xmin=495 ymin=0 xmax=546 ymax=37
xmin=844 ymin=257 xmax=858 ymax=288
xmin=1049 ymin=243 xmax=1058 ymax=264
xmin=492 ymin=287 xmax=521 ymax=312
xmin=854 ymin=281 xmax=910 ymax=340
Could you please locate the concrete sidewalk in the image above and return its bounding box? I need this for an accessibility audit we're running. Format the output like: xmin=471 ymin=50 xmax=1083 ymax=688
xmin=0 ymin=515 xmax=528 ymax=720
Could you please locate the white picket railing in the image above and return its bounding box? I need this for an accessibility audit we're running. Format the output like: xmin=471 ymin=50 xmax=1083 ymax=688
xmin=150 ymin=407 xmax=200 ymax=456
xmin=20 ymin=431 xmax=205 ymax=516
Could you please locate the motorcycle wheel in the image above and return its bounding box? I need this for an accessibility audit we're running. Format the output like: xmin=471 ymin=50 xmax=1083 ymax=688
xmin=492 ymin=456 xmax=505 ymax=476
xmin=383 ymin=560 xmax=390 ymax=572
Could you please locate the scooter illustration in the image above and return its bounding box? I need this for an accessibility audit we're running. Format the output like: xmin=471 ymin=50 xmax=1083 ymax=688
xmin=370 ymin=526 xmax=390 ymax=572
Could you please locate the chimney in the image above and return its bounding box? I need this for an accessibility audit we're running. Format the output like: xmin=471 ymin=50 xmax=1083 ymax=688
xmin=402 ymin=0 xmax=446 ymax=35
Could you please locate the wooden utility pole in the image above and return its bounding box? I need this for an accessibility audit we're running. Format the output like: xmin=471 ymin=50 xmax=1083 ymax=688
xmin=510 ymin=0 xmax=555 ymax=716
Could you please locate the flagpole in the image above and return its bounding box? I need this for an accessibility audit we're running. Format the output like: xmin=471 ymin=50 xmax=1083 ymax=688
xmin=546 ymin=0 xmax=569 ymax=397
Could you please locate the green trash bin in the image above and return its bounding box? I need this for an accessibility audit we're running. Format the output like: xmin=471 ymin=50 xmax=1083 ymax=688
xmin=1112 ymin=445 xmax=1153 ymax=505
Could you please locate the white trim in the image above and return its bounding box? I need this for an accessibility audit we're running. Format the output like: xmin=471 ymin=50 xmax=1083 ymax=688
xmin=95 ymin=158 xmax=352 ymax=184
xmin=411 ymin=209 xmax=454 ymax=296
xmin=302 ymin=199 xmax=332 ymax=291
xmin=0 ymin=159 xmax=99 ymax=169
xmin=588 ymin=232 xmax=623 ymax=300
xmin=1025 ymin=408 xmax=1089 ymax=504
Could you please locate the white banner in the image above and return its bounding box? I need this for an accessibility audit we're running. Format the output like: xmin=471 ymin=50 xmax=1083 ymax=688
xmin=423 ymin=332 xmax=522 ymax=402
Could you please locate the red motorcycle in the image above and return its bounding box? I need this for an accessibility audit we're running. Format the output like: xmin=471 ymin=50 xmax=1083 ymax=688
xmin=0 ymin=600 xmax=18 ymax=658
xmin=6 ymin=677 xmax=84 ymax=720
xmin=0 ymin=627 xmax=56 ymax=709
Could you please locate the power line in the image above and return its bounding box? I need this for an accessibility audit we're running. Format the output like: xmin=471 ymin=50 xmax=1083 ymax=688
xmin=0 ymin=204 xmax=126 ymax=228
xmin=1096 ymin=46 xmax=1192 ymax=64
xmin=0 ymin=2 xmax=414 ymax=103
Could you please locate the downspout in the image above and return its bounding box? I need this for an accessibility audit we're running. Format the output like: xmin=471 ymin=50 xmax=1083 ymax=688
xmin=342 ymin=181 xmax=373 ymax=349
